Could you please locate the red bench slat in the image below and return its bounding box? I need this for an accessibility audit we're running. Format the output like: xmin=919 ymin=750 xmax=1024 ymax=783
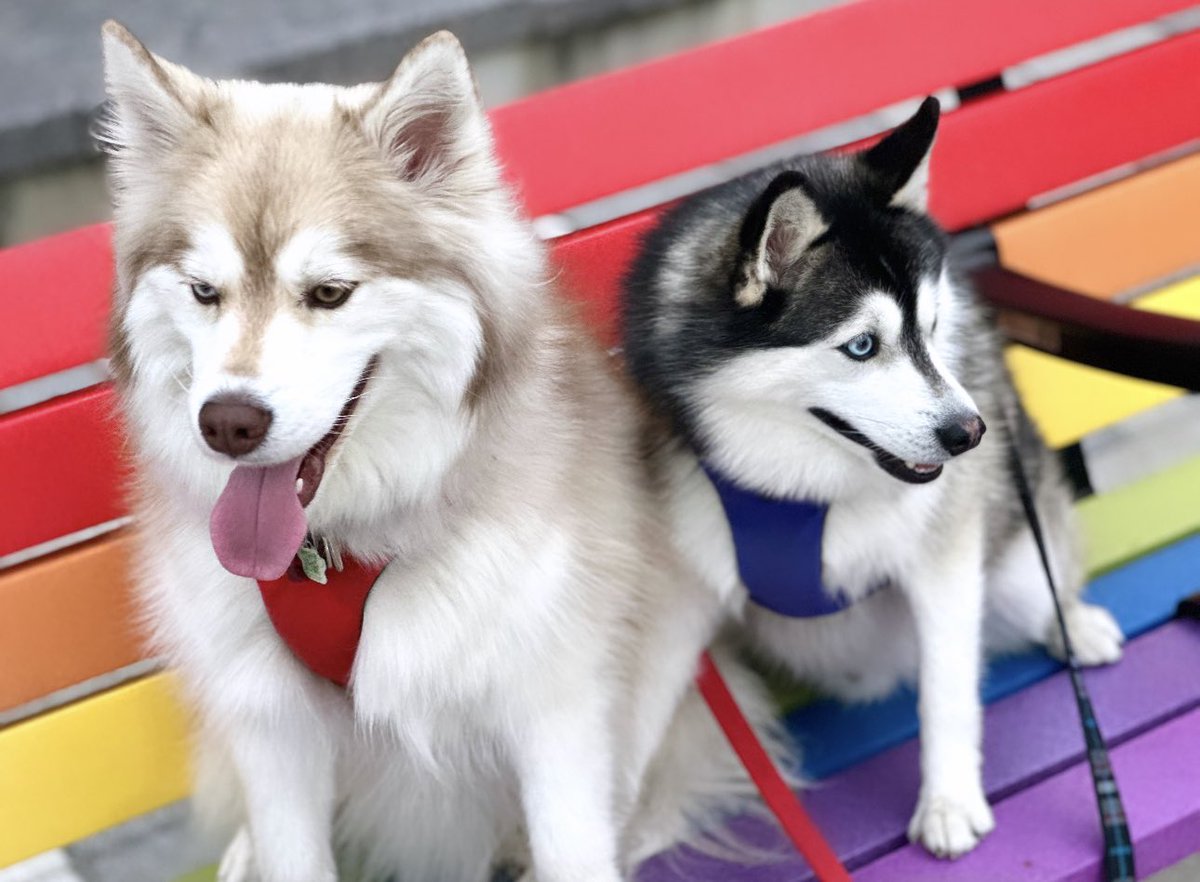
xmin=5 ymin=23 xmax=1200 ymax=558
xmin=555 ymin=26 xmax=1200 ymax=332
xmin=1 ymin=1 xmax=1195 ymax=392
xmin=0 ymin=210 xmax=653 ymax=557
xmin=0 ymin=386 xmax=125 ymax=559
xmin=492 ymin=0 xmax=1196 ymax=217
xmin=932 ymin=27 xmax=1200 ymax=230
xmin=0 ymin=225 xmax=113 ymax=390
xmin=554 ymin=211 xmax=652 ymax=344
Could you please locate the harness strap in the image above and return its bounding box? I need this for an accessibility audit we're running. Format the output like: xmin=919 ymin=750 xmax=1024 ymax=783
xmin=259 ymin=559 xmax=850 ymax=876
xmin=696 ymin=651 xmax=852 ymax=882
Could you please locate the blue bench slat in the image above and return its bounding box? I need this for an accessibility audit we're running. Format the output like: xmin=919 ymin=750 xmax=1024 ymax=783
xmin=789 ymin=531 xmax=1200 ymax=779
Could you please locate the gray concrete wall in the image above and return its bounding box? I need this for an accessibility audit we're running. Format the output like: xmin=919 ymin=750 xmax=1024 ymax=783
xmin=0 ymin=0 xmax=842 ymax=246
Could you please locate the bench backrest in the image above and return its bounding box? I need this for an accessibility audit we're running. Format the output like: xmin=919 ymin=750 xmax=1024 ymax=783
xmin=3 ymin=0 xmax=1200 ymax=868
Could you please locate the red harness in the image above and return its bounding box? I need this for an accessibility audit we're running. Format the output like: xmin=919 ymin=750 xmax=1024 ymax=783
xmin=256 ymin=560 xmax=849 ymax=881
xmin=256 ymin=558 xmax=383 ymax=687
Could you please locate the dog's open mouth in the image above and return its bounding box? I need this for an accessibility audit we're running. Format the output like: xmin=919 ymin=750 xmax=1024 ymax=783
xmin=809 ymin=408 xmax=944 ymax=485
xmin=209 ymin=358 xmax=377 ymax=580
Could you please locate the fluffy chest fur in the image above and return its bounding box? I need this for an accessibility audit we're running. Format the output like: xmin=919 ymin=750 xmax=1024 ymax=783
xmin=822 ymin=480 xmax=946 ymax=596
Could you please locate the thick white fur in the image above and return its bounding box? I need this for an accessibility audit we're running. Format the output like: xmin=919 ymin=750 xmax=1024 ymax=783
xmin=685 ymin=271 xmax=1123 ymax=858
xmin=102 ymin=23 xmax=780 ymax=882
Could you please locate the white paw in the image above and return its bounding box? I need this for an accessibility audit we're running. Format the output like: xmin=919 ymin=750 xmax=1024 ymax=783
xmin=218 ymin=828 xmax=256 ymax=882
xmin=908 ymin=787 xmax=995 ymax=858
xmin=1048 ymin=602 xmax=1124 ymax=667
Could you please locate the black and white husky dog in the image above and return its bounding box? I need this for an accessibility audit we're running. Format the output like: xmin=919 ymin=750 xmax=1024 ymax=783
xmin=621 ymin=98 xmax=1124 ymax=858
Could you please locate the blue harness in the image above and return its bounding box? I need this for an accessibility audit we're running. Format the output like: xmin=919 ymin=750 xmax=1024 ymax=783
xmin=702 ymin=465 xmax=871 ymax=618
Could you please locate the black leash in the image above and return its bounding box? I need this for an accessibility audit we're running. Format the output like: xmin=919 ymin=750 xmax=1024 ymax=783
xmin=1008 ymin=446 xmax=1136 ymax=882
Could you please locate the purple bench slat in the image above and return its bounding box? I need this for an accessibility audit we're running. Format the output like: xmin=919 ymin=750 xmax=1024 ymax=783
xmin=637 ymin=620 xmax=1200 ymax=880
xmin=806 ymin=620 xmax=1200 ymax=873
xmin=856 ymin=704 xmax=1200 ymax=881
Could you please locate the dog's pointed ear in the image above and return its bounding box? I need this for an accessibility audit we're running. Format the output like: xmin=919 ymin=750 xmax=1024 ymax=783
xmin=364 ymin=32 xmax=495 ymax=190
xmin=860 ymin=96 xmax=939 ymax=212
xmin=99 ymin=20 xmax=203 ymax=158
xmin=733 ymin=171 xmax=827 ymax=308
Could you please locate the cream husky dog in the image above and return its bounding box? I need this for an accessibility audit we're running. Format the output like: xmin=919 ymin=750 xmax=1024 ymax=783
xmin=100 ymin=22 xmax=776 ymax=882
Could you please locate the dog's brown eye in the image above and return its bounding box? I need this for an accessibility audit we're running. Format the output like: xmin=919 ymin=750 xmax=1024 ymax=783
xmin=191 ymin=281 xmax=220 ymax=305
xmin=306 ymin=282 xmax=356 ymax=310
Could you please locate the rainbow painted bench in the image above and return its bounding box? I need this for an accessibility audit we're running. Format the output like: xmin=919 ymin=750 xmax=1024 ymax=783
xmin=3 ymin=2 xmax=1200 ymax=879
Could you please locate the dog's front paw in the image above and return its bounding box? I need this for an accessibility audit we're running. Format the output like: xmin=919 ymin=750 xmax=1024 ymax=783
xmin=218 ymin=828 xmax=256 ymax=882
xmin=907 ymin=787 xmax=995 ymax=858
xmin=1048 ymin=602 xmax=1124 ymax=667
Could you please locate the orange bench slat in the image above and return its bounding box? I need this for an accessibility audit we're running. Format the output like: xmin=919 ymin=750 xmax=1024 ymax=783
xmin=0 ymin=532 xmax=143 ymax=713
xmin=993 ymin=151 xmax=1200 ymax=298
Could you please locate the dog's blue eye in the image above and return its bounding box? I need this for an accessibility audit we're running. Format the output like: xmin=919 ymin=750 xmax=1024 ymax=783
xmin=191 ymin=282 xmax=219 ymax=305
xmin=844 ymin=333 xmax=877 ymax=359
xmin=841 ymin=332 xmax=877 ymax=361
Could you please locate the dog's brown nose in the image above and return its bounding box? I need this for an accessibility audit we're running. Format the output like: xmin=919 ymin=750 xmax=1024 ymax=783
xmin=199 ymin=396 xmax=273 ymax=457
xmin=936 ymin=414 xmax=986 ymax=456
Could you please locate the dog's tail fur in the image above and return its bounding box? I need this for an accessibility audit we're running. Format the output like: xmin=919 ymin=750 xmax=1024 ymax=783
xmin=627 ymin=640 xmax=799 ymax=868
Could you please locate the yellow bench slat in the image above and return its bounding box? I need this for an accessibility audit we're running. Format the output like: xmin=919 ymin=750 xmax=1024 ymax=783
xmin=1009 ymin=275 xmax=1200 ymax=448
xmin=0 ymin=674 xmax=190 ymax=867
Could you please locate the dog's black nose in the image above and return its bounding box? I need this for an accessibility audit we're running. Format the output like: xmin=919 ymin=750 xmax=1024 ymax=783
xmin=936 ymin=414 xmax=986 ymax=456
xmin=199 ymin=396 xmax=273 ymax=457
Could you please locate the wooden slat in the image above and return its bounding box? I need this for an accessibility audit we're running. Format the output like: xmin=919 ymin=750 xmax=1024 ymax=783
xmin=0 ymin=674 xmax=190 ymax=867
xmin=1007 ymin=275 xmax=1200 ymax=448
xmin=1007 ymin=349 xmax=1179 ymax=449
xmin=854 ymin=703 xmax=1200 ymax=881
xmin=7 ymin=529 xmax=1193 ymax=875
xmin=788 ymin=529 xmax=1200 ymax=780
xmin=1141 ymin=278 xmax=1200 ymax=320
xmin=1078 ymin=448 xmax=1200 ymax=577
xmin=0 ymin=225 xmax=112 ymax=391
xmin=639 ymin=620 xmax=1200 ymax=880
xmin=0 ymin=385 xmax=124 ymax=559
xmin=554 ymin=211 xmax=651 ymax=346
xmin=0 ymin=532 xmax=141 ymax=713
xmin=491 ymin=0 xmax=1198 ymax=218
xmin=8 ymin=439 xmax=1200 ymax=734
xmin=808 ymin=622 xmax=1200 ymax=879
xmin=930 ymin=28 xmax=1200 ymax=230
xmin=553 ymin=32 xmax=1200 ymax=334
xmin=993 ymin=151 xmax=1200 ymax=299
xmin=3 ymin=4 xmax=1197 ymax=391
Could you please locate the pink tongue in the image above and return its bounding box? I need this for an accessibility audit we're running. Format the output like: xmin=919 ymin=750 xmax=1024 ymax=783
xmin=210 ymin=456 xmax=308 ymax=580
